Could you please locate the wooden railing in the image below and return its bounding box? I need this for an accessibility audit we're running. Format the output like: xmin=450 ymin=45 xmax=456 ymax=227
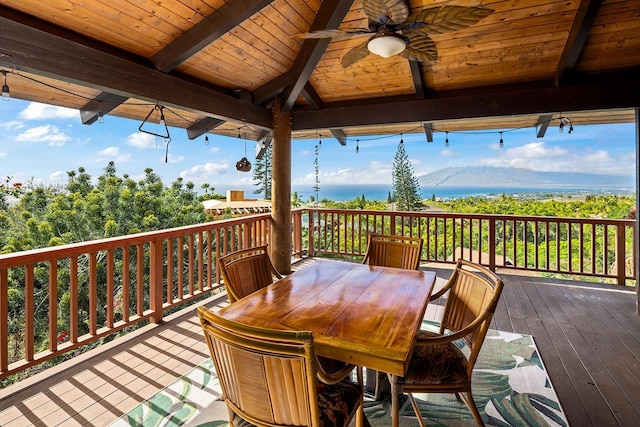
xmin=1 ymin=207 xmax=634 ymax=382
xmin=301 ymin=208 xmax=636 ymax=285
xmin=0 ymin=213 xmax=280 ymax=381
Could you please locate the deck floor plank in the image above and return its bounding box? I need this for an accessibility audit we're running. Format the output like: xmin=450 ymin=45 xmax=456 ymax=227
xmin=1 ymin=264 xmax=639 ymax=426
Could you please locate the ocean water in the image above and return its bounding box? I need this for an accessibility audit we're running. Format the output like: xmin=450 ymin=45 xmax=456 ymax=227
xmin=293 ymin=184 xmax=636 ymax=202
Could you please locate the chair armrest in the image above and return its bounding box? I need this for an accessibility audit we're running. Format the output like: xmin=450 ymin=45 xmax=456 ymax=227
xmin=316 ymin=359 xmax=357 ymax=385
xmin=416 ymin=310 xmax=492 ymax=346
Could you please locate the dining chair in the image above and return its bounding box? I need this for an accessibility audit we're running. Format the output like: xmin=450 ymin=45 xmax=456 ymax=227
xmin=388 ymin=259 xmax=504 ymax=427
xmin=363 ymin=233 xmax=424 ymax=399
xmin=197 ymin=306 xmax=367 ymax=427
xmin=362 ymin=234 xmax=423 ymax=270
xmin=218 ymin=245 xmax=282 ymax=303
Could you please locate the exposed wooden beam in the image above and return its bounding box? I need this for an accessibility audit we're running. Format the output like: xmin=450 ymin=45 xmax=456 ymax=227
xmin=151 ymin=0 xmax=275 ymax=72
xmin=186 ymin=117 xmax=225 ymax=140
xmin=254 ymin=73 xmax=292 ymax=105
xmin=255 ymin=135 xmax=272 ymax=160
xmin=302 ymin=83 xmax=323 ymax=109
xmin=330 ymin=129 xmax=347 ymax=145
xmin=83 ymin=2 xmax=273 ymax=125
xmin=80 ymin=93 xmax=129 ymax=125
xmin=423 ymin=123 xmax=434 ymax=142
xmin=281 ymin=0 xmax=355 ymax=111
xmin=535 ymin=114 xmax=554 ymax=138
xmin=303 ymin=82 xmax=347 ymax=146
xmin=292 ymin=77 xmax=640 ymax=131
xmin=0 ymin=13 xmax=272 ymax=130
xmin=409 ymin=61 xmax=427 ymax=100
xmin=554 ymin=0 xmax=603 ymax=86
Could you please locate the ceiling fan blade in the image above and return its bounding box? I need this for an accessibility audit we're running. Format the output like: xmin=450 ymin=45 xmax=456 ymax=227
xmin=400 ymin=31 xmax=438 ymax=62
xmin=341 ymin=40 xmax=371 ymax=68
xmin=296 ymin=28 xmax=371 ymax=40
xmin=403 ymin=5 xmax=494 ymax=35
xmin=363 ymin=0 xmax=410 ymax=25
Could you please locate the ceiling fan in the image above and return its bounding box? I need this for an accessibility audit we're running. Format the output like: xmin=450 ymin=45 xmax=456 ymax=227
xmin=300 ymin=0 xmax=494 ymax=68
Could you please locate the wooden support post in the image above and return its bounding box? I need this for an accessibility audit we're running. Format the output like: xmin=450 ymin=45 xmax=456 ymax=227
xmin=271 ymin=97 xmax=292 ymax=273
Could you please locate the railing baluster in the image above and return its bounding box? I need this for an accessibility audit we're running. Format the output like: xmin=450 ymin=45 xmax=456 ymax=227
xmin=106 ymin=250 xmax=114 ymax=329
xmin=121 ymin=249 xmax=129 ymax=323
xmin=137 ymin=244 xmax=144 ymax=317
xmin=25 ymin=264 xmax=34 ymax=361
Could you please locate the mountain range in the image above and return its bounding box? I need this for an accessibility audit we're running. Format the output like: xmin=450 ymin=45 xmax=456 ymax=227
xmin=418 ymin=166 xmax=635 ymax=188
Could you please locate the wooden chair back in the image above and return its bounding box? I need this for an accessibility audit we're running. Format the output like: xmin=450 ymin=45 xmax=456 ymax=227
xmin=437 ymin=259 xmax=504 ymax=370
xmin=197 ymin=307 xmax=325 ymax=426
xmin=218 ymin=245 xmax=282 ymax=303
xmin=362 ymin=234 xmax=423 ymax=270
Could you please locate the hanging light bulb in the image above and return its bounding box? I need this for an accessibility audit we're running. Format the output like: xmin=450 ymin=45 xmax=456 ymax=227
xmin=205 ymin=135 xmax=209 ymax=145
xmin=97 ymin=111 xmax=104 ymax=124
xmin=559 ymin=116 xmax=572 ymax=134
xmin=445 ymin=131 xmax=449 ymax=147
xmin=499 ymin=131 xmax=504 ymax=148
xmin=1 ymin=70 xmax=10 ymax=101
xmin=399 ymin=133 xmax=404 ymax=144
xmin=356 ymin=139 xmax=359 ymax=153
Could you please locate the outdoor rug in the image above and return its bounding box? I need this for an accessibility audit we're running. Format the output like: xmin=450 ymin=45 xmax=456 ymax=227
xmin=111 ymin=328 xmax=568 ymax=427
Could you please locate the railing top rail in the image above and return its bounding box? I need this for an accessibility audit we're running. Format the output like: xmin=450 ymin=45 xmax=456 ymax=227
xmin=0 ymin=212 xmax=273 ymax=267
xmin=303 ymin=208 xmax=635 ymax=225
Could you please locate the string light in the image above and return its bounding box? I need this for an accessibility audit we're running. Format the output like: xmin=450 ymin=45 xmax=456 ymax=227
xmin=499 ymin=131 xmax=504 ymax=148
xmin=356 ymin=139 xmax=359 ymax=153
xmin=205 ymin=135 xmax=209 ymax=145
xmin=1 ymin=70 xmax=10 ymax=101
xmin=3 ymin=70 xmax=579 ymax=144
xmin=445 ymin=131 xmax=449 ymax=147
xmin=559 ymin=117 xmax=573 ymax=134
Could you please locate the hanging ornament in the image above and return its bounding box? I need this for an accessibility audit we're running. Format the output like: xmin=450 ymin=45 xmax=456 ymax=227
xmin=236 ymin=126 xmax=252 ymax=172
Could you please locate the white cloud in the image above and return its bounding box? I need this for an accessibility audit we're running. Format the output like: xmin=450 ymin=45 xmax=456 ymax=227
xmin=179 ymin=162 xmax=230 ymax=185
xmin=100 ymin=147 xmax=120 ymax=156
xmin=166 ymin=154 xmax=185 ymax=163
xmin=0 ymin=120 xmax=24 ymax=130
xmin=209 ymin=146 xmax=220 ymax=154
xmin=18 ymin=102 xmax=78 ymax=120
xmin=439 ymin=149 xmax=457 ymax=157
xmin=293 ymin=160 xmax=392 ymax=185
xmin=127 ymin=132 xmax=160 ymax=148
xmin=98 ymin=146 xmax=131 ymax=162
xmin=14 ymin=125 xmax=71 ymax=147
xmin=48 ymin=171 xmax=69 ymax=185
xmin=477 ymin=141 xmax=633 ymax=175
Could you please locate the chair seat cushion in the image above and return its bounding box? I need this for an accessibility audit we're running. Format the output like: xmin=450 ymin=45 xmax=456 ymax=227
xmin=398 ymin=331 xmax=469 ymax=386
xmin=317 ymin=379 xmax=361 ymax=427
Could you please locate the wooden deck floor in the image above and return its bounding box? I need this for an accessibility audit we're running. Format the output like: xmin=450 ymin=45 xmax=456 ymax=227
xmin=1 ymin=261 xmax=639 ymax=426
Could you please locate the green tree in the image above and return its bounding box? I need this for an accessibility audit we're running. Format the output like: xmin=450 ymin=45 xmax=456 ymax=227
xmin=253 ymin=148 xmax=272 ymax=200
xmin=392 ymin=141 xmax=422 ymax=211
xmin=291 ymin=191 xmax=302 ymax=208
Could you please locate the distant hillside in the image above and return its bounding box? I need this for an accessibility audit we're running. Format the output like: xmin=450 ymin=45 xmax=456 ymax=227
xmin=418 ymin=166 xmax=634 ymax=188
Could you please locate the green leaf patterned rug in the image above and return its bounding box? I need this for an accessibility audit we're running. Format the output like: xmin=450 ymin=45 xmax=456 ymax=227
xmin=111 ymin=329 xmax=568 ymax=427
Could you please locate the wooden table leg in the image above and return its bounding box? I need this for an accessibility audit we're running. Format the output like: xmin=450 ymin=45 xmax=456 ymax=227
xmin=389 ymin=374 xmax=400 ymax=427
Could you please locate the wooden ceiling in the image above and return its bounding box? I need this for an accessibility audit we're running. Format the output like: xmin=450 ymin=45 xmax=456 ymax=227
xmin=0 ymin=0 xmax=638 ymax=144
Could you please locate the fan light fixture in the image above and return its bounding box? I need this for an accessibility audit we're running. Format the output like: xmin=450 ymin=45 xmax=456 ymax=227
xmin=367 ymin=32 xmax=406 ymax=58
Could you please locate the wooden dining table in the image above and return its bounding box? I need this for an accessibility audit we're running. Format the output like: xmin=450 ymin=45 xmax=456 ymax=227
xmin=216 ymin=258 xmax=436 ymax=426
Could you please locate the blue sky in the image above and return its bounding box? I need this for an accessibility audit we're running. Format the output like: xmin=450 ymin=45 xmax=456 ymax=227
xmin=0 ymin=98 xmax=636 ymax=194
